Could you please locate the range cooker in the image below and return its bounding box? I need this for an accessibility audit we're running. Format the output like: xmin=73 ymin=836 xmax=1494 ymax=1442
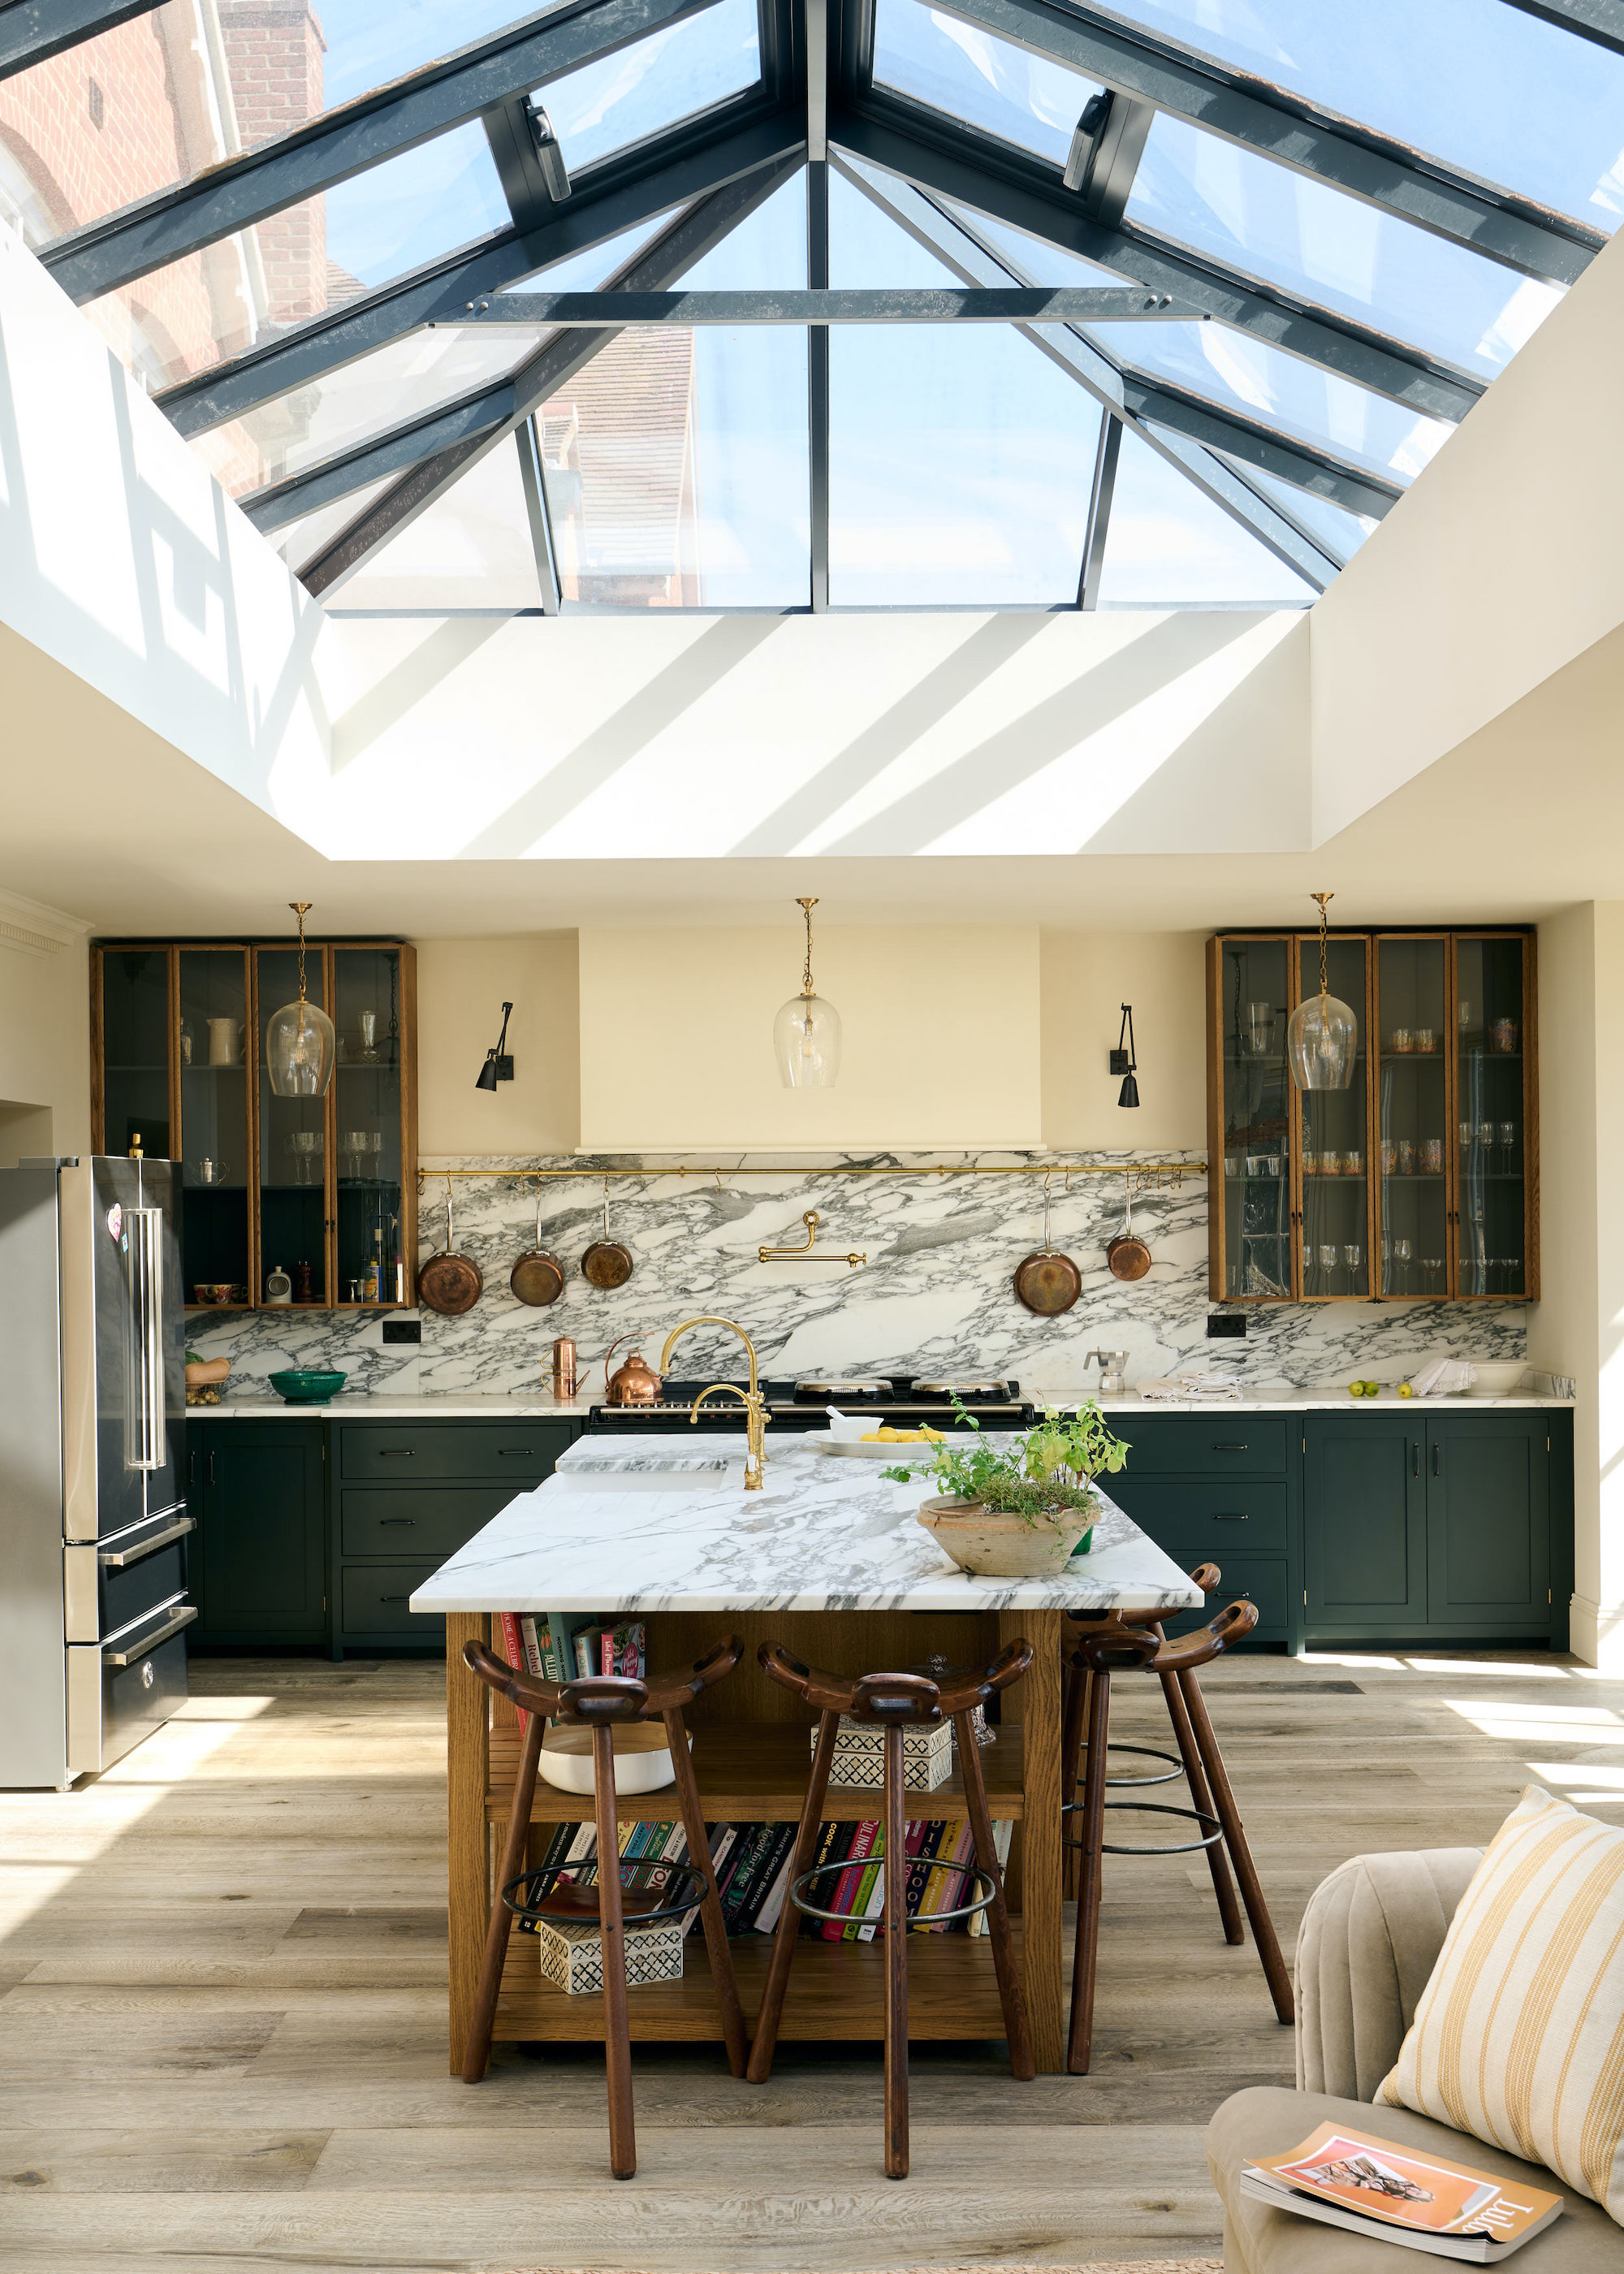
xmin=584 ymin=1376 xmax=1038 ymax=1435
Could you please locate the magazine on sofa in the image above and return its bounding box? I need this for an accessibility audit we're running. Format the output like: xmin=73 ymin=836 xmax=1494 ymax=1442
xmin=1242 ymin=2122 xmax=1563 ymax=2260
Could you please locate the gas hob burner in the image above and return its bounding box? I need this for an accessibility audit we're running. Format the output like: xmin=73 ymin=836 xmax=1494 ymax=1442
xmin=909 ymin=1377 xmax=1018 ymax=1404
xmin=791 ymin=1377 xmax=896 ymax=1405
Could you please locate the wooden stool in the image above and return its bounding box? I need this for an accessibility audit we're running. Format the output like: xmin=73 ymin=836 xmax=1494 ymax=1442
xmin=460 ymin=1635 xmax=749 ymax=2178
xmin=1062 ymin=1600 xmax=1294 ymax=2075
xmin=746 ymin=1641 xmax=1035 ymax=2179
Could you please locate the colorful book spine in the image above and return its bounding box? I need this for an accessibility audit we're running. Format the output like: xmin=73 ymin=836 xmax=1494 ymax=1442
xmin=903 ymin=1819 xmax=948 ymax=1922
xmin=601 ymin=1619 xmax=646 ymax=1677
xmin=800 ymin=1821 xmax=854 ymax=1935
xmin=680 ymin=1825 xmax=736 ymax=1937
xmin=572 ymin=1625 xmax=603 ymax=1678
xmin=823 ymin=1820 xmax=879 ymax=1939
xmin=754 ymin=1829 xmax=800 ymax=1937
xmin=851 ymin=1820 xmax=921 ymax=1941
xmin=965 ymin=1820 xmax=1014 ymax=1938
xmin=497 ymin=1613 xmax=529 ymax=1727
xmin=926 ymin=1820 xmax=979 ymax=1930
xmin=720 ymin=1823 xmax=775 ymax=1934
xmin=736 ymin=1825 xmax=796 ymax=1934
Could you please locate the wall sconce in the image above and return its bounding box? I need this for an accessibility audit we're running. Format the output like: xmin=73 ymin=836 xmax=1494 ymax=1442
xmin=475 ymin=1002 xmax=514 ymax=1092
xmin=1109 ymin=1004 xmax=1140 ymax=1109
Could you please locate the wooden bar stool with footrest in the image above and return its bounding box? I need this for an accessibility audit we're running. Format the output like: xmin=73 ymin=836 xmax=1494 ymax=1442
xmin=1063 ymin=1596 xmax=1294 ymax=2075
xmin=746 ymin=1639 xmax=1035 ymax=2179
xmin=460 ymin=1635 xmax=749 ymax=2178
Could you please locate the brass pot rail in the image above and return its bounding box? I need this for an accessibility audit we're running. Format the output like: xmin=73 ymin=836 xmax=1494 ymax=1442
xmin=417 ymin=1162 xmax=1199 ymax=1189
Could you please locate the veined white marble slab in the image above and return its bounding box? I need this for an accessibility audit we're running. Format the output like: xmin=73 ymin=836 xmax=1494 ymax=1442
xmin=408 ymin=1436 xmax=1203 ymax=1616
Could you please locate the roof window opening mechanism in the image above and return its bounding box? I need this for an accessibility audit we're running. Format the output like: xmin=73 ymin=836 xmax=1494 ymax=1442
xmin=524 ymin=101 xmax=571 ymax=201
xmin=1061 ymin=89 xmax=1154 ymax=229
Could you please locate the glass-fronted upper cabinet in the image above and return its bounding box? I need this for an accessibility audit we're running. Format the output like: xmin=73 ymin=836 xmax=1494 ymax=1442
xmin=331 ymin=946 xmax=414 ymax=1306
xmin=1208 ymin=936 xmax=1294 ymax=1300
xmin=1375 ymin=936 xmax=1449 ymax=1299
xmin=255 ymin=946 xmax=329 ymax=1308
xmin=177 ymin=949 xmax=253 ymax=1308
xmin=97 ymin=947 xmax=171 ymax=1165
xmin=1454 ymin=934 xmax=1534 ymax=1301
xmin=1295 ymin=932 xmax=1372 ymax=1300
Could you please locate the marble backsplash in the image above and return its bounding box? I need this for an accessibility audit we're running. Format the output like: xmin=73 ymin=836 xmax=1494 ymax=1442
xmin=186 ymin=1152 xmax=1528 ymax=1401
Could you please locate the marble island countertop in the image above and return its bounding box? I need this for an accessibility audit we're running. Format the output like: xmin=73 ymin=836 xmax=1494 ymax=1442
xmin=407 ymin=1433 xmax=1205 ymax=1616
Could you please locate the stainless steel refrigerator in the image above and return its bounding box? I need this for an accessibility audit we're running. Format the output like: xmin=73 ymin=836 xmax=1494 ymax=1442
xmin=0 ymin=1156 xmax=191 ymax=1788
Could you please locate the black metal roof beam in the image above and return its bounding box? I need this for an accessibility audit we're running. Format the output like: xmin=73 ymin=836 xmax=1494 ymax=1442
xmin=156 ymin=110 xmax=800 ymax=438
xmin=0 ymin=0 xmax=164 ymax=79
xmin=1497 ymin=0 xmax=1624 ymax=52
xmin=300 ymin=154 xmax=797 ymax=595
xmin=241 ymin=391 xmax=516 ymax=534
xmin=447 ymin=283 xmax=1207 ymax=319
xmin=40 ymin=0 xmax=733 ymax=302
xmin=918 ymin=0 xmax=1597 ymax=283
xmin=836 ymin=103 xmax=1484 ymax=420
xmin=1124 ymin=377 xmax=1401 ymax=521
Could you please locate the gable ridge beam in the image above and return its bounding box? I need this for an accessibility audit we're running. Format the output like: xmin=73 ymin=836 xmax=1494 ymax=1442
xmin=1496 ymin=0 xmax=1624 ymax=54
xmin=39 ymin=0 xmax=736 ymax=304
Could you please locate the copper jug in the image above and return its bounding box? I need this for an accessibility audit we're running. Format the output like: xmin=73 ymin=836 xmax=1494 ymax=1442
xmin=603 ymin=1334 xmax=662 ymax=1406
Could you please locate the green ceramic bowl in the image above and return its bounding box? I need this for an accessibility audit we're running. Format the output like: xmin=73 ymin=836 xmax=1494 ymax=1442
xmin=268 ymin=1368 xmax=348 ymax=1405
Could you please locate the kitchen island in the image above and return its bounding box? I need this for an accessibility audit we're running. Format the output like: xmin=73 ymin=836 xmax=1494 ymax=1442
xmin=411 ymin=1436 xmax=1202 ymax=2076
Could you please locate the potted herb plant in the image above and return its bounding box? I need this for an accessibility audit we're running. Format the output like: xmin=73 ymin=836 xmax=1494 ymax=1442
xmin=883 ymin=1399 xmax=1130 ymax=1577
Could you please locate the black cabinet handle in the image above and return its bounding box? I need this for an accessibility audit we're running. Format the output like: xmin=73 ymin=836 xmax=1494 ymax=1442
xmin=188 ymin=1448 xmax=196 ymax=1486
xmin=1412 ymin=1442 xmax=1420 ymax=1476
xmin=378 ymin=1449 xmax=415 ymax=1458
xmin=498 ymin=1448 xmax=534 ymax=1457
xmin=379 ymin=1516 xmax=417 ymax=1527
xmin=1433 ymin=1443 xmax=1441 ymax=1476
xmin=1212 ymin=1512 xmax=1249 ymax=1522
xmin=379 ymin=1595 xmax=413 ymax=1603
xmin=208 ymin=1449 xmax=216 ymax=1487
xmin=1212 ymin=1442 xmax=1249 ymax=1452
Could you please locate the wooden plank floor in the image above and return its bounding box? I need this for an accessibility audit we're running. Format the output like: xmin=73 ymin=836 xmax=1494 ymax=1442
xmin=2 ymin=1644 xmax=1618 ymax=2274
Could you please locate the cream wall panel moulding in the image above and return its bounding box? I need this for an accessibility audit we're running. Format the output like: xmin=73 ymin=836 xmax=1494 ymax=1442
xmin=577 ymin=926 xmax=1042 ymax=1152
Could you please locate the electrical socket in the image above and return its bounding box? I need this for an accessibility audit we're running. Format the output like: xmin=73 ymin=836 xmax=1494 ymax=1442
xmin=1206 ymin=1313 xmax=1246 ymax=1338
xmin=382 ymin=1317 xmax=422 ymax=1345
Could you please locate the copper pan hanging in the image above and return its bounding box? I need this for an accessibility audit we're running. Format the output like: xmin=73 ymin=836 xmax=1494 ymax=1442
xmin=511 ymin=1191 xmax=566 ymax=1308
xmin=1106 ymin=1172 xmax=1153 ymax=1283
xmin=1013 ymin=1177 xmax=1082 ymax=1316
xmin=418 ymin=1185 xmax=484 ymax=1316
xmin=581 ymin=1178 xmax=634 ymax=1290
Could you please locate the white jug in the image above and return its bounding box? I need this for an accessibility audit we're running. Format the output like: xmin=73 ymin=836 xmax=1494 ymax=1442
xmin=207 ymin=1018 xmax=240 ymax=1066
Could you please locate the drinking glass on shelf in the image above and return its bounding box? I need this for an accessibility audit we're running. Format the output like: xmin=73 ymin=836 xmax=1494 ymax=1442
xmin=1492 ymin=1017 xmax=1518 ymax=1053
xmin=1458 ymin=1120 xmax=1471 ymax=1153
xmin=1390 ymin=1028 xmax=1414 ymax=1053
xmin=1397 ymin=1139 xmax=1415 ymax=1175
xmin=1476 ymin=1122 xmax=1496 ymax=1157
xmin=1380 ymin=1139 xmax=1397 ymax=1176
xmin=286 ymin=1131 xmax=322 ymax=1186
xmin=1344 ymin=1148 xmax=1364 ymax=1178
xmin=1318 ymin=1243 xmax=1339 ymax=1292
xmin=1302 ymin=1149 xmax=1319 ymax=1178
xmin=1459 ymin=1000 xmax=1474 ymax=1033
xmin=1423 ymin=1138 xmax=1443 ymax=1174
xmin=1391 ymin=1237 xmax=1412 ymax=1295
xmin=1246 ymin=1001 xmax=1276 ymax=1056
xmin=1342 ymin=1243 xmax=1363 ymax=1289
xmin=1415 ymin=1027 xmax=1436 ymax=1054
xmin=1420 ymin=1256 xmax=1443 ymax=1295
xmin=1503 ymin=1256 xmax=1522 ymax=1290
xmin=1497 ymin=1121 xmax=1517 ymax=1166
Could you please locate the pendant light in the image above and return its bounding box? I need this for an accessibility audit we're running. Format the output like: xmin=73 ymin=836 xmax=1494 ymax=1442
xmin=1286 ymin=892 xmax=1358 ymax=1092
xmin=265 ymin=901 xmax=335 ymax=1097
xmin=773 ymin=897 xmax=842 ymax=1087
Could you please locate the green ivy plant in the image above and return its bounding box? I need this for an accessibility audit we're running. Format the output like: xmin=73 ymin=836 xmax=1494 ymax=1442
xmin=882 ymin=1396 xmax=1130 ymax=1528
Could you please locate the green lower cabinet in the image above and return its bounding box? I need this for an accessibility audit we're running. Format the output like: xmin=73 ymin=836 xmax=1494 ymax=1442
xmin=188 ymin=1420 xmax=327 ymax=1646
xmin=1425 ymin=1415 xmax=1550 ymax=1630
xmin=1304 ymin=1415 xmax=1426 ymax=1633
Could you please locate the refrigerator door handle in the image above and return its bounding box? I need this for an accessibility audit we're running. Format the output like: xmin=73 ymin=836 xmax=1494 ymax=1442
xmin=97 ymin=1515 xmax=195 ymax=1568
xmin=102 ymin=1604 xmax=197 ymax=1667
xmin=124 ymin=1208 xmax=166 ymax=1473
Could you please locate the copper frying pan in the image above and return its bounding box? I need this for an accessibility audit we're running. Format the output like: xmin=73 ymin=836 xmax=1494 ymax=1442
xmin=418 ymin=1187 xmax=483 ymax=1316
xmin=581 ymin=1178 xmax=633 ymax=1290
xmin=511 ymin=1192 xmax=565 ymax=1308
xmin=1106 ymin=1174 xmax=1152 ymax=1283
xmin=1013 ymin=1179 xmax=1082 ymax=1316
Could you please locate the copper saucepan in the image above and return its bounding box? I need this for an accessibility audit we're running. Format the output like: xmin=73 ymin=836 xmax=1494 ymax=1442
xmin=1106 ymin=1173 xmax=1152 ymax=1283
xmin=418 ymin=1187 xmax=483 ymax=1316
xmin=1013 ymin=1178 xmax=1082 ymax=1316
xmin=511 ymin=1192 xmax=565 ymax=1308
xmin=581 ymin=1178 xmax=633 ymax=1290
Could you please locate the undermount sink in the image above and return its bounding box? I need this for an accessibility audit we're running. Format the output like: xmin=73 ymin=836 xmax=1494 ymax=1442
xmin=553 ymin=1455 xmax=735 ymax=1492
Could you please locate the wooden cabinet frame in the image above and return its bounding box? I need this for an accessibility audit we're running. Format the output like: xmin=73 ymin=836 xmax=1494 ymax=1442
xmin=93 ymin=936 xmax=416 ymax=1317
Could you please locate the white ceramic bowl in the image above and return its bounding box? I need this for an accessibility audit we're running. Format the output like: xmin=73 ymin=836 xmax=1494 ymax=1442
xmin=536 ymin=1726 xmax=690 ymax=1796
xmin=1466 ymin=1360 xmax=1530 ymax=1397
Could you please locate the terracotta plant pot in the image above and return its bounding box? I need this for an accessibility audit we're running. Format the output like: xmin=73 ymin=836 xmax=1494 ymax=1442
xmin=185 ymin=1356 xmax=230 ymax=1386
xmin=917 ymin=1493 xmax=1095 ymax=1577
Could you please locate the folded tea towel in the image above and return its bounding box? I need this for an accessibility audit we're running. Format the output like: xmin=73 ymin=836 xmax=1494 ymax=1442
xmin=1410 ymin=1355 xmax=1475 ymax=1398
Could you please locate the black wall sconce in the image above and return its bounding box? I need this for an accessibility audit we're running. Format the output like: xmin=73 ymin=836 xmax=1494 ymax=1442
xmin=1110 ymin=1003 xmax=1140 ymax=1109
xmin=475 ymin=1002 xmax=514 ymax=1092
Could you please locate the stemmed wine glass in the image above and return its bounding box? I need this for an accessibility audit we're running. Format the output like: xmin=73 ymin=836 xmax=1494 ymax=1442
xmin=1318 ymin=1243 xmax=1339 ymax=1294
xmin=1391 ymin=1237 xmax=1412 ymax=1295
xmin=1342 ymin=1243 xmax=1363 ymax=1295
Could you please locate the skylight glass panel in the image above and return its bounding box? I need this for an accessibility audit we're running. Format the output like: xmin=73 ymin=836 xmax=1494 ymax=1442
xmin=272 ymin=481 xmax=393 ymax=577
xmin=1088 ymin=0 xmax=1624 ymax=231
xmin=540 ymin=326 xmax=810 ymax=607
xmin=1095 ymin=319 xmax=1452 ymax=486
xmin=324 ymin=436 xmax=543 ymax=610
xmin=829 ymin=325 xmax=1102 ymax=603
xmin=1127 ymin=117 xmax=1566 ymax=380
xmin=83 ymin=125 xmax=508 ymax=393
xmin=14 ymin=0 xmax=555 ymax=241
xmin=871 ymin=0 xmax=1101 ymax=166
xmin=1098 ymin=427 xmax=1315 ymax=605
xmin=537 ymin=0 xmax=760 ymax=175
xmin=1206 ymin=447 xmax=1379 ymax=567
xmin=831 ymin=163 xmax=964 ymax=286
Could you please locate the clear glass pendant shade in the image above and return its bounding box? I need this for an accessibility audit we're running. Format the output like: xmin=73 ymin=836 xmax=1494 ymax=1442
xmin=1286 ymin=991 xmax=1358 ymax=1090
xmin=266 ymin=996 xmax=335 ymax=1096
xmin=774 ymin=992 xmax=842 ymax=1087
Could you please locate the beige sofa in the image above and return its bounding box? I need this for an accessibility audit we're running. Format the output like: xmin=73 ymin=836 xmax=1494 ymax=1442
xmin=1206 ymin=1846 xmax=1624 ymax=2269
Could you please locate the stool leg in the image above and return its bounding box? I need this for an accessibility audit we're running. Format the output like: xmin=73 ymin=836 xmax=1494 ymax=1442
xmin=1158 ymin=1670 xmax=1244 ymax=1946
xmin=747 ymin=1710 xmax=839 ymax=2085
xmin=1065 ymin=1665 xmax=1111 ymax=2075
xmin=592 ymin=1723 xmax=637 ymax=2179
xmin=883 ymin=1722 xmax=909 ymax=2180
xmin=953 ymin=1710 xmax=1033 ymax=2082
xmin=1060 ymin=1660 xmax=1090 ymax=1900
xmin=663 ymin=1703 xmax=747 ymax=2079
xmin=463 ymin=1704 xmax=544 ymax=2085
xmin=1180 ymin=1672 xmax=1294 ymax=2025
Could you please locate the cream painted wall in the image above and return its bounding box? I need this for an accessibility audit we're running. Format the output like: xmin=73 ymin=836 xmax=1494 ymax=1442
xmin=1040 ymin=930 xmax=1206 ymax=1150
xmin=0 ymin=892 xmax=92 ymax=1164
xmin=578 ymin=924 xmax=1042 ymax=1151
xmin=415 ymin=935 xmax=579 ymax=1156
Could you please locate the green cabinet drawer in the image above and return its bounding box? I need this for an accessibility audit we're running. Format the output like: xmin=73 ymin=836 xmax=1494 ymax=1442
xmin=1160 ymin=1558 xmax=1290 ymax=1640
xmin=341 ymin=1562 xmax=443 ymax=1636
xmin=340 ymin=1486 xmax=515 ymax=1560
xmin=1116 ymin=1415 xmax=1288 ymax=1476
xmin=338 ymin=1421 xmax=570 ymax=1483
xmin=1107 ymin=1479 xmax=1288 ymax=1558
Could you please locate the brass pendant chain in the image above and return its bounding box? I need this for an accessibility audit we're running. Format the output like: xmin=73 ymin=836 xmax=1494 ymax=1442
xmin=797 ymin=897 xmax=818 ymax=998
xmin=290 ymin=901 xmax=313 ymax=1005
xmin=1312 ymin=891 xmax=1333 ymax=1004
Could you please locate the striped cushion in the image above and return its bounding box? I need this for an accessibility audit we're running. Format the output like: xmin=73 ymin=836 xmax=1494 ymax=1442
xmin=1377 ymin=1785 xmax=1624 ymax=2224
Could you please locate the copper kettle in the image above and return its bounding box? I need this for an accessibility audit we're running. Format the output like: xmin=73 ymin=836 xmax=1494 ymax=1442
xmin=603 ymin=1333 xmax=662 ymax=1405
